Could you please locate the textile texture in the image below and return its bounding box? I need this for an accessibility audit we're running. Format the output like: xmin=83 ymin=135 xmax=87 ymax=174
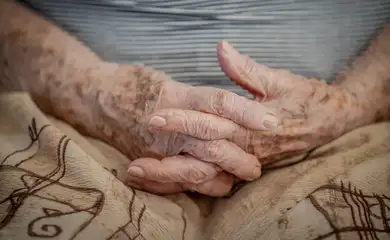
xmin=20 ymin=0 xmax=390 ymax=96
xmin=1 ymin=92 xmax=390 ymax=240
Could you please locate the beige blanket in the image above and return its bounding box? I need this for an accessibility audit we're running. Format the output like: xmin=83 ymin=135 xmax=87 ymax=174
xmin=1 ymin=92 xmax=389 ymax=240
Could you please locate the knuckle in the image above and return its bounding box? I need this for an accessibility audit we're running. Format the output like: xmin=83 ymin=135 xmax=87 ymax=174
xmin=184 ymin=87 xmax=201 ymax=110
xmin=243 ymin=56 xmax=256 ymax=75
xmin=211 ymin=90 xmax=230 ymax=116
xmin=184 ymin=168 xmax=208 ymax=184
xmin=194 ymin=117 xmax=214 ymax=139
xmin=166 ymin=133 xmax=186 ymax=155
xmin=180 ymin=110 xmax=192 ymax=133
xmin=206 ymin=140 xmax=222 ymax=159
xmin=238 ymin=104 xmax=250 ymax=123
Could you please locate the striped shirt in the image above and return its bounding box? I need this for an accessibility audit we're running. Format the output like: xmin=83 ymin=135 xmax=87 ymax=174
xmin=21 ymin=0 xmax=390 ymax=96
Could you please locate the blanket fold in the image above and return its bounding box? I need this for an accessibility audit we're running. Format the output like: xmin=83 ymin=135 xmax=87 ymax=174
xmin=1 ymin=93 xmax=389 ymax=240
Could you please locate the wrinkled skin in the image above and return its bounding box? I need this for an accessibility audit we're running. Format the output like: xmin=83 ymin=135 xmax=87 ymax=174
xmin=223 ymin=45 xmax=360 ymax=165
xmin=126 ymin=41 xmax=364 ymax=196
xmin=76 ymin=63 xmax=279 ymax=196
xmin=0 ymin=0 xmax=278 ymax=197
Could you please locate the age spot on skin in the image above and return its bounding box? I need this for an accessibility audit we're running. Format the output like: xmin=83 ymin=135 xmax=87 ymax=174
xmin=336 ymin=94 xmax=348 ymax=110
xmin=319 ymin=93 xmax=330 ymax=104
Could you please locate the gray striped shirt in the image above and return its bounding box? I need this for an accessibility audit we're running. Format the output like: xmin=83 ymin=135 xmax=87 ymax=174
xmin=21 ymin=0 xmax=390 ymax=96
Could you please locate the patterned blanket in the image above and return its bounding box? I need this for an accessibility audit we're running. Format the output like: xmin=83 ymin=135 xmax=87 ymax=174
xmin=1 ymin=93 xmax=389 ymax=240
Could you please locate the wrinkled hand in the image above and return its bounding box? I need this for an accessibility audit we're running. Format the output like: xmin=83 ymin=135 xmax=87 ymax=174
xmin=79 ymin=62 xmax=278 ymax=196
xmin=129 ymin=41 xmax=361 ymax=194
xmin=218 ymin=41 xmax=360 ymax=164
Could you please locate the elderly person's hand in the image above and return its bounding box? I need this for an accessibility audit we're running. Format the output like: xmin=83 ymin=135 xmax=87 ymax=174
xmin=129 ymin=41 xmax=365 ymax=195
xmin=217 ymin=41 xmax=363 ymax=164
xmin=73 ymin=62 xmax=278 ymax=196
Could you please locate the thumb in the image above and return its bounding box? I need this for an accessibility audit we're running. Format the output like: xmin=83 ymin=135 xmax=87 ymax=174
xmin=217 ymin=40 xmax=302 ymax=100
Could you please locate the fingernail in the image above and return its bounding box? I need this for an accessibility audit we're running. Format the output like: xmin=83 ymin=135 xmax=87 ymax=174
xmin=222 ymin=41 xmax=239 ymax=60
xmin=221 ymin=40 xmax=232 ymax=52
xmin=149 ymin=116 xmax=166 ymax=127
xmin=262 ymin=114 xmax=279 ymax=129
xmin=252 ymin=167 xmax=261 ymax=179
xmin=127 ymin=166 xmax=145 ymax=178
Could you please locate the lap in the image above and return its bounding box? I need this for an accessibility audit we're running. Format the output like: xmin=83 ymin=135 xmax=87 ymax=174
xmin=1 ymin=93 xmax=389 ymax=240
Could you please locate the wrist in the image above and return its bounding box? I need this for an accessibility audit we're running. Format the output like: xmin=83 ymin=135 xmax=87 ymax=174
xmin=339 ymin=78 xmax=389 ymax=130
xmin=41 ymin=61 xmax=118 ymax=134
xmin=335 ymin=24 xmax=390 ymax=125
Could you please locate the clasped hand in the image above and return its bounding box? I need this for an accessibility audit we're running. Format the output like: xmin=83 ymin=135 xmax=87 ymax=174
xmin=82 ymin=41 xmax=357 ymax=197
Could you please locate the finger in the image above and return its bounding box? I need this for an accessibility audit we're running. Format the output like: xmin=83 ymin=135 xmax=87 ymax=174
xmin=147 ymin=109 xmax=250 ymax=150
xmin=182 ymin=139 xmax=262 ymax=181
xmin=182 ymin=171 xmax=234 ymax=197
xmin=147 ymin=108 xmax=248 ymax=140
xmin=126 ymin=172 xmax=234 ymax=197
xmin=184 ymin=85 xmax=279 ymax=130
xmin=217 ymin=40 xmax=304 ymax=99
xmin=127 ymin=155 xmax=221 ymax=184
xmin=126 ymin=175 xmax=184 ymax=195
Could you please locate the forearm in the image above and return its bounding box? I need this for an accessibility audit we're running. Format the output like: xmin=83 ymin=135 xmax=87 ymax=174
xmin=336 ymin=24 xmax=390 ymax=125
xmin=0 ymin=0 xmax=104 ymax=121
